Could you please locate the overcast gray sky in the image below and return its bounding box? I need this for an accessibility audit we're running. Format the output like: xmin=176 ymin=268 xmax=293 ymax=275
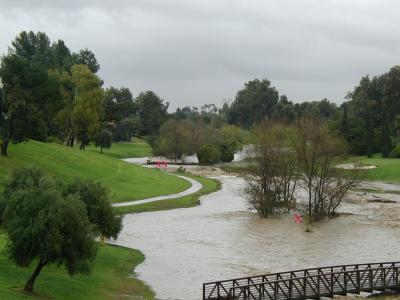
xmin=1 ymin=0 xmax=399 ymax=110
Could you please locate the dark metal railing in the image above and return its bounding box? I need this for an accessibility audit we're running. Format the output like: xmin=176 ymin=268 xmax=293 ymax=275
xmin=203 ymin=262 xmax=400 ymax=299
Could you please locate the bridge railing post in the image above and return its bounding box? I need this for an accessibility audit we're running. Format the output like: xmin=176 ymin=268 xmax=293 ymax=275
xmin=356 ymin=266 xmax=360 ymax=293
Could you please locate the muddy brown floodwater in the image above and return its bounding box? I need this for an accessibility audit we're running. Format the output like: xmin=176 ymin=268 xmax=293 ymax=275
xmin=113 ymin=176 xmax=400 ymax=300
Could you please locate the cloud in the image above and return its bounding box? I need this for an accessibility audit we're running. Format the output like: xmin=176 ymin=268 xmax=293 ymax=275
xmin=1 ymin=0 xmax=399 ymax=109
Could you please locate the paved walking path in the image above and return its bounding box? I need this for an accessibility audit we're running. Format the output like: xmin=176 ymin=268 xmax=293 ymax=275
xmin=112 ymin=172 xmax=203 ymax=207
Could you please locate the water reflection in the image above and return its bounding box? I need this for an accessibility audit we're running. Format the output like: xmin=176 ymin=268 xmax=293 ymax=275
xmin=114 ymin=176 xmax=400 ymax=300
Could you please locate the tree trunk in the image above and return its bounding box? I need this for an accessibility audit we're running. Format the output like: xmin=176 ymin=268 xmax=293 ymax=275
xmin=24 ymin=259 xmax=47 ymax=293
xmin=100 ymin=147 xmax=103 ymax=153
xmin=69 ymin=136 xmax=74 ymax=147
xmin=1 ymin=136 xmax=9 ymax=156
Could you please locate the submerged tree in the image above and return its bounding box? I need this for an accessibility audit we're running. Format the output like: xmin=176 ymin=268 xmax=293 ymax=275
xmin=295 ymin=118 xmax=361 ymax=221
xmin=244 ymin=122 xmax=299 ymax=217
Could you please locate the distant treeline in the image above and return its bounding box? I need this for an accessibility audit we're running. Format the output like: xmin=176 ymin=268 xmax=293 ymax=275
xmin=1 ymin=31 xmax=400 ymax=158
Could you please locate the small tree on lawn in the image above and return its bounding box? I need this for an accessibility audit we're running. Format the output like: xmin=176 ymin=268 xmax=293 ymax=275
xmin=1 ymin=167 xmax=97 ymax=293
xmin=63 ymin=179 xmax=122 ymax=244
xmin=95 ymin=129 xmax=112 ymax=153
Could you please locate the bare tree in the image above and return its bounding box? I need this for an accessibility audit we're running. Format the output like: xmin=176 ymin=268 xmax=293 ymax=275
xmin=244 ymin=122 xmax=299 ymax=217
xmin=295 ymin=118 xmax=361 ymax=221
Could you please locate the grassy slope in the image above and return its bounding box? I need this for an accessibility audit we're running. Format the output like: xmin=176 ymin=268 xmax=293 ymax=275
xmin=114 ymin=173 xmax=221 ymax=214
xmin=0 ymin=140 xmax=190 ymax=203
xmin=86 ymin=138 xmax=153 ymax=159
xmin=0 ymin=234 xmax=154 ymax=300
xmin=357 ymin=155 xmax=400 ymax=182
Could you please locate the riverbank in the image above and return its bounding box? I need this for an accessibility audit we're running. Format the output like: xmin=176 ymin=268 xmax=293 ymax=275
xmin=0 ymin=233 xmax=155 ymax=300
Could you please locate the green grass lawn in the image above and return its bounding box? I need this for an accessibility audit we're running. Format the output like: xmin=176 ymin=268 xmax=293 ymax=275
xmin=0 ymin=234 xmax=154 ymax=300
xmin=114 ymin=173 xmax=221 ymax=214
xmin=86 ymin=138 xmax=153 ymax=159
xmin=0 ymin=140 xmax=190 ymax=203
xmin=356 ymin=154 xmax=400 ymax=183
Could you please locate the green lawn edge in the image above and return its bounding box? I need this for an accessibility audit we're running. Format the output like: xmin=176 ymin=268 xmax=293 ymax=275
xmin=0 ymin=233 xmax=155 ymax=300
xmin=114 ymin=173 xmax=221 ymax=214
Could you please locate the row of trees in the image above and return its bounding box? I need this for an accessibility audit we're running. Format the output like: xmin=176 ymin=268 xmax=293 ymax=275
xmin=0 ymin=166 xmax=122 ymax=293
xmin=0 ymin=31 xmax=169 ymax=156
xmin=244 ymin=119 xmax=361 ymax=222
xmin=341 ymin=66 xmax=400 ymax=157
xmin=150 ymin=118 xmax=248 ymax=163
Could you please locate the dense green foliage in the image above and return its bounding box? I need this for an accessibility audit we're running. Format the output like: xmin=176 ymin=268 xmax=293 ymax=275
xmin=62 ymin=180 xmax=122 ymax=239
xmin=1 ymin=167 xmax=99 ymax=292
xmin=95 ymin=129 xmax=113 ymax=153
xmin=340 ymin=67 xmax=400 ymax=157
xmin=197 ymin=144 xmax=221 ymax=165
xmin=0 ymin=31 xmax=170 ymax=156
xmin=219 ymin=144 xmax=235 ymax=163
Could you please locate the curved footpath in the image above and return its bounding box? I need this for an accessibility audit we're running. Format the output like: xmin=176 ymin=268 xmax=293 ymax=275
xmin=112 ymin=172 xmax=203 ymax=207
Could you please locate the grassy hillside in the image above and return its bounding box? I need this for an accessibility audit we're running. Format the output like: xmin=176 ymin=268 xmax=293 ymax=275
xmin=86 ymin=138 xmax=153 ymax=159
xmin=0 ymin=234 xmax=154 ymax=300
xmin=357 ymin=155 xmax=400 ymax=182
xmin=0 ymin=140 xmax=190 ymax=203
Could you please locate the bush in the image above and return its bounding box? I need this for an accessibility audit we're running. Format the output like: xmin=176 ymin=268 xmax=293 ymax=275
xmin=197 ymin=144 xmax=220 ymax=165
xmin=219 ymin=144 xmax=235 ymax=163
xmin=389 ymin=144 xmax=400 ymax=158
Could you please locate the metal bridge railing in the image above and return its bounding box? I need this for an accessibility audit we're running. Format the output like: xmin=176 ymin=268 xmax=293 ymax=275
xmin=203 ymin=262 xmax=400 ymax=299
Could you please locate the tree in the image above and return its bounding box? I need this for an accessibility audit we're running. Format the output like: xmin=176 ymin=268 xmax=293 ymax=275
xmin=63 ymin=179 xmax=122 ymax=242
xmin=244 ymin=122 xmax=299 ymax=217
xmin=197 ymin=144 xmax=220 ymax=165
xmin=95 ymin=129 xmax=113 ymax=153
xmin=135 ymin=91 xmax=169 ymax=135
xmin=153 ymin=119 xmax=191 ymax=161
xmin=295 ymin=118 xmax=361 ymax=221
xmin=1 ymin=167 xmax=97 ymax=293
xmin=52 ymin=65 xmax=103 ymax=148
xmin=73 ymin=48 xmax=100 ymax=73
xmin=0 ymin=54 xmax=61 ymax=155
xmin=219 ymin=144 xmax=235 ymax=163
xmin=228 ymin=79 xmax=279 ymax=128
xmin=103 ymin=87 xmax=135 ymax=123
xmin=10 ymin=31 xmax=52 ymax=66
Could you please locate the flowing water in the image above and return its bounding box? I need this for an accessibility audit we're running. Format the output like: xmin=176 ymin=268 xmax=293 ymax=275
xmin=114 ymin=176 xmax=400 ymax=300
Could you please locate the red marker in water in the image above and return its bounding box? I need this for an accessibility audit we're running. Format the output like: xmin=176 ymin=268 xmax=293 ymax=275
xmin=293 ymin=212 xmax=303 ymax=224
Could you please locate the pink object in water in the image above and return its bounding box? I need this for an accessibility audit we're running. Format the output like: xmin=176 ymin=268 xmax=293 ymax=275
xmin=293 ymin=212 xmax=303 ymax=224
xmin=156 ymin=160 xmax=161 ymax=168
xmin=163 ymin=160 xmax=168 ymax=168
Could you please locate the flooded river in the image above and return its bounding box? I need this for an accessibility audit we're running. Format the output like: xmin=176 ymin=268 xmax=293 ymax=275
xmin=114 ymin=176 xmax=400 ymax=300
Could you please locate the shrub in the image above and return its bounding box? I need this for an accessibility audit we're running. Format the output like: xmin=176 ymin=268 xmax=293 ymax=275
xmin=197 ymin=144 xmax=220 ymax=165
xmin=219 ymin=144 xmax=235 ymax=163
xmin=389 ymin=144 xmax=400 ymax=158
